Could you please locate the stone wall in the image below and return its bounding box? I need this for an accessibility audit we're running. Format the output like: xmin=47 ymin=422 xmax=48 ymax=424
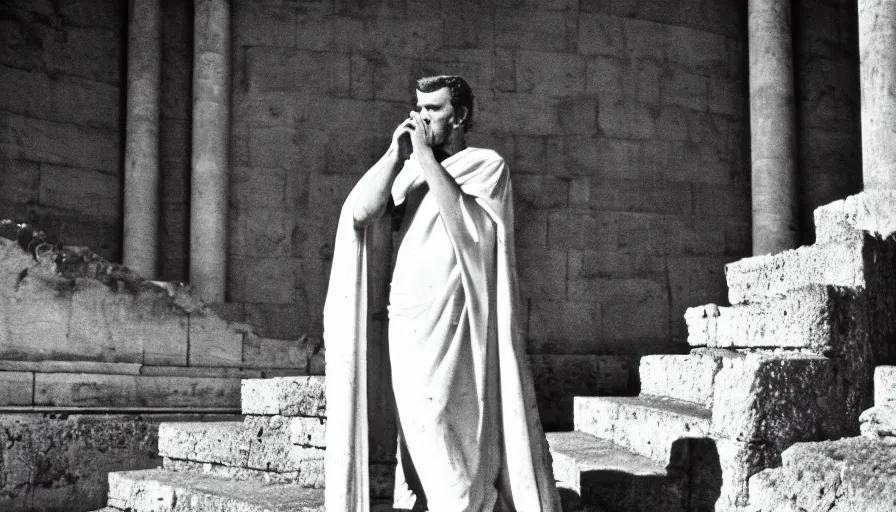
xmin=225 ymin=0 xmax=750 ymax=354
xmin=794 ymin=0 xmax=863 ymax=245
xmin=0 ymin=0 xmax=124 ymax=261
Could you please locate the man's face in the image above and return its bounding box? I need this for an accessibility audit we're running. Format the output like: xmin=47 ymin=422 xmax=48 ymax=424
xmin=415 ymin=87 xmax=461 ymax=148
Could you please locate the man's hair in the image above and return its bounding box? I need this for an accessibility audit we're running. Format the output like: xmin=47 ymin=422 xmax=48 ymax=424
xmin=415 ymin=75 xmax=475 ymax=132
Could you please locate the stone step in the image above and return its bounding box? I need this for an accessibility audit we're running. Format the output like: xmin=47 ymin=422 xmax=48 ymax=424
xmin=684 ymin=285 xmax=848 ymax=351
xmin=723 ymin=233 xmax=893 ymax=305
xmin=158 ymin=418 xmax=324 ymax=476
xmin=574 ymin=395 xmax=712 ymax=465
xmin=546 ymin=431 xmax=686 ymax=512
xmin=747 ymin=437 xmax=896 ymax=512
xmin=875 ymin=366 xmax=896 ymax=405
xmin=241 ymin=376 xmax=326 ymax=417
xmin=106 ymin=468 xmax=325 ymax=511
xmin=813 ymin=190 xmax=896 ymax=245
xmin=639 ymin=351 xmax=738 ymax=407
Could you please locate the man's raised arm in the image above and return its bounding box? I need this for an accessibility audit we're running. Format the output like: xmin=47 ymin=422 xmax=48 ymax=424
xmin=352 ymin=122 xmax=413 ymax=229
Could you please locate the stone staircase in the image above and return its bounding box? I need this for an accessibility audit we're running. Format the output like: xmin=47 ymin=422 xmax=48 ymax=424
xmin=99 ymin=376 xmax=330 ymax=511
xmin=549 ymin=191 xmax=896 ymax=511
xmin=91 ymin=191 xmax=895 ymax=512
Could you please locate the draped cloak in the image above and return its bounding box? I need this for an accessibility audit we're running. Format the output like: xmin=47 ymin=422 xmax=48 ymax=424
xmin=324 ymin=147 xmax=561 ymax=511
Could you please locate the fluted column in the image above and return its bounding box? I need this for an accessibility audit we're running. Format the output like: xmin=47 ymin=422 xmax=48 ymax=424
xmin=191 ymin=0 xmax=230 ymax=302
xmin=123 ymin=0 xmax=162 ymax=277
xmin=859 ymin=0 xmax=896 ymax=189
xmin=748 ymin=0 xmax=799 ymax=255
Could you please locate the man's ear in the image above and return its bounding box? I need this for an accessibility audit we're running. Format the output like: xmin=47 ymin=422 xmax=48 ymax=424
xmin=453 ymin=106 xmax=469 ymax=128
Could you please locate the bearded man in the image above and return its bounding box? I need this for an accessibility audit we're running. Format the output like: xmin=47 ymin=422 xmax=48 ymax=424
xmin=324 ymin=75 xmax=560 ymax=512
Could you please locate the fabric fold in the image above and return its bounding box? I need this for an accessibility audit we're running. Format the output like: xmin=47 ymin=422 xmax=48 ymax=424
xmin=324 ymin=147 xmax=560 ymax=512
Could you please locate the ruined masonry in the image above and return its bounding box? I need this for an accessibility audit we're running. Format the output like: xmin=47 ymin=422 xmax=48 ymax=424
xmin=0 ymin=222 xmax=322 ymax=510
xmin=549 ymin=190 xmax=896 ymax=511
xmin=745 ymin=365 xmax=896 ymax=511
xmin=93 ymin=190 xmax=895 ymax=512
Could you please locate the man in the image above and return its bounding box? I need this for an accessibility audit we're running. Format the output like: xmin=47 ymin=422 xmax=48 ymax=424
xmin=324 ymin=76 xmax=560 ymax=512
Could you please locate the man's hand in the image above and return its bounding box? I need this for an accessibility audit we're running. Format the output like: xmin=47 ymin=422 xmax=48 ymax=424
xmin=407 ymin=111 xmax=431 ymax=153
xmin=391 ymin=118 xmax=414 ymax=162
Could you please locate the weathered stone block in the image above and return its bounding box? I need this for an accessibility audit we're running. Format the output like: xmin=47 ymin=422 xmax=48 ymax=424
xmin=876 ymin=366 xmax=896 ymax=405
xmin=711 ymin=354 xmax=850 ymax=451
xmin=241 ymin=376 xmax=326 ymax=417
xmin=159 ymin=421 xmax=248 ymax=467
xmin=575 ymin=395 xmax=712 ymax=465
xmin=724 ymin=239 xmax=869 ymax=305
xmin=0 ymin=371 xmax=33 ymax=405
xmin=107 ymin=468 xmax=325 ymax=511
xmin=1 ymin=113 xmax=119 ymax=173
xmin=187 ymin=313 xmax=243 ymax=367
xmin=33 ymin=373 xmax=241 ymax=408
xmin=640 ymin=352 xmax=733 ymax=407
xmin=529 ymin=354 xmax=630 ymax=430
xmin=747 ymin=437 xmax=896 ymax=512
xmin=242 ymin=415 xmax=324 ymax=472
xmin=684 ymin=285 xmax=848 ymax=351
xmin=136 ymin=375 xmax=241 ymax=408
xmin=813 ymin=190 xmax=896 ymax=245
xmin=290 ymin=416 xmax=327 ymax=448
xmin=685 ymin=436 xmax=779 ymax=511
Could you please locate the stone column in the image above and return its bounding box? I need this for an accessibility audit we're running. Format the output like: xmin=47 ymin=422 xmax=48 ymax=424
xmin=191 ymin=0 xmax=230 ymax=302
xmin=123 ymin=0 xmax=162 ymax=278
xmin=859 ymin=0 xmax=896 ymax=189
xmin=748 ymin=0 xmax=799 ymax=255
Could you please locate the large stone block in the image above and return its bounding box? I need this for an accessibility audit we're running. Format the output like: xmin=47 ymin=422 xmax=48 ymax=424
xmin=33 ymin=373 xmax=241 ymax=408
xmin=684 ymin=285 xmax=846 ymax=350
xmin=1 ymin=113 xmax=119 ymax=173
xmin=711 ymin=354 xmax=850 ymax=451
xmin=639 ymin=352 xmax=734 ymax=407
xmin=0 ymin=371 xmax=33 ymax=405
xmin=747 ymin=437 xmax=896 ymax=512
xmin=107 ymin=468 xmax=325 ymax=511
xmin=158 ymin=421 xmax=247 ymax=467
xmin=240 ymin=376 xmax=326 ymax=417
xmin=527 ymin=300 xmax=601 ymax=354
xmin=724 ymin=237 xmax=876 ymax=305
xmin=529 ymin=354 xmax=631 ymax=430
xmin=813 ymin=190 xmax=896 ymax=245
xmin=187 ymin=313 xmax=243 ymax=367
xmin=575 ymin=395 xmax=712 ymax=465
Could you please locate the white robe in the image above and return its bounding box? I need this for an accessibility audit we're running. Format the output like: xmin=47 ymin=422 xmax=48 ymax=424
xmin=324 ymin=147 xmax=560 ymax=512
